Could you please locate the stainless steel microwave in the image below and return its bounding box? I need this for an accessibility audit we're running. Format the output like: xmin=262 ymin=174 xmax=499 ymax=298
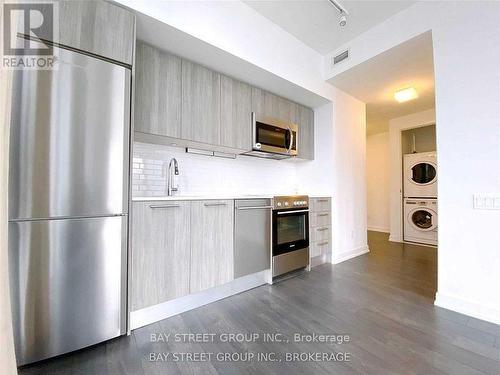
xmin=243 ymin=112 xmax=298 ymax=159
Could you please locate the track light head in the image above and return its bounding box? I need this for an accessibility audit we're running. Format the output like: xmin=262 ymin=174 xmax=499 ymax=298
xmin=339 ymin=12 xmax=347 ymax=27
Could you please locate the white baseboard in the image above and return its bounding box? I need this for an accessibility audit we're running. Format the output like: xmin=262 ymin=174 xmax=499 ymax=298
xmin=130 ymin=270 xmax=269 ymax=330
xmin=435 ymin=292 xmax=500 ymax=325
xmin=389 ymin=235 xmax=403 ymax=243
xmin=367 ymin=226 xmax=390 ymax=233
xmin=332 ymin=245 xmax=370 ymax=264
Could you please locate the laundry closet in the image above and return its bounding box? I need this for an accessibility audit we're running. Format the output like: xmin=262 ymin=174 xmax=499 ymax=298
xmin=401 ymin=125 xmax=437 ymax=246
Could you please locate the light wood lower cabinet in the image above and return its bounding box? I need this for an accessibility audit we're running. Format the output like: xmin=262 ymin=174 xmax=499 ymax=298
xmin=190 ymin=200 xmax=234 ymax=293
xmin=131 ymin=199 xmax=235 ymax=310
xmin=309 ymin=197 xmax=332 ymax=263
xmin=131 ymin=201 xmax=191 ymax=310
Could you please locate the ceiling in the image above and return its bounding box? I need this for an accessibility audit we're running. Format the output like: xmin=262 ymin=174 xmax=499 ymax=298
xmin=328 ymin=31 xmax=435 ymax=135
xmin=243 ymin=0 xmax=416 ymax=55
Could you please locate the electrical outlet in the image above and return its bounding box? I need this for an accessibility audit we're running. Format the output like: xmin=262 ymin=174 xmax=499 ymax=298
xmin=473 ymin=194 xmax=500 ymax=210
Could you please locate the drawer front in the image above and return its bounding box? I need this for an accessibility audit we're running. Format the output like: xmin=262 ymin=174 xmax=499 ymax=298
xmin=312 ymin=226 xmax=330 ymax=242
xmin=311 ymin=197 xmax=331 ymax=212
xmin=311 ymin=240 xmax=330 ymax=257
xmin=310 ymin=211 xmax=330 ymax=227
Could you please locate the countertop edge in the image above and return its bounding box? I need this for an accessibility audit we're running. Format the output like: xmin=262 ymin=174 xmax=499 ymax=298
xmin=132 ymin=195 xmax=331 ymax=202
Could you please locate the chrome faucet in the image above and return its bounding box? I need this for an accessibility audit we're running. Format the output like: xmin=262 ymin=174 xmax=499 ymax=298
xmin=167 ymin=158 xmax=179 ymax=196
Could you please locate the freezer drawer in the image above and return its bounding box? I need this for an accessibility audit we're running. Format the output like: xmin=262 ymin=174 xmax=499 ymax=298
xmin=9 ymin=46 xmax=131 ymax=220
xmin=8 ymin=216 xmax=127 ymax=366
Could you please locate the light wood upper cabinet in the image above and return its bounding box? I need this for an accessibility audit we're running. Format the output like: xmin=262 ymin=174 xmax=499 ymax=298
xmin=251 ymin=87 xmax=297 ymax=123
xmin=297 ymin=105 xmax=314 ymax=160
xmin=277 ymin=96 xmax=298 ymax=124
xmin=190 ymin=200 xmax=234 ymax=293
xmin=220 ymin=76 xmax=252 ymax=151
xmin=132 ymin=44 xmax=314 ymax=157
xmin=182 ymin=60 xmax=221 ymax=145
xmin=56 ymin=0 xmax=134 ymax=65
xmin=134 ymin=42 xmax=182 ymax=138
xmin=131 ymin=201 xmax=191 ymax=310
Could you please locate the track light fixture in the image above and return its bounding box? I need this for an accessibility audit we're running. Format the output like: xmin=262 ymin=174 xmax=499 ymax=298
xmin=328 ymin=0 xmax=349 ymax=27
xmin=339 ymin=12 xmax=347 ymax=27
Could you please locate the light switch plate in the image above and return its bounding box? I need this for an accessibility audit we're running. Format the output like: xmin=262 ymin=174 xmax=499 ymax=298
xmin=473 ymin=194 xmax=500 ymax=210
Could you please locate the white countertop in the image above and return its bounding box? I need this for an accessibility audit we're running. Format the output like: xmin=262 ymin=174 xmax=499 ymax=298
xmin=132 ymin=194 xmax=330 ymax=201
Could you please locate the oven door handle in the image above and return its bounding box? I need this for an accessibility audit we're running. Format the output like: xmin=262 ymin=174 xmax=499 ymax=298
xmin=276 ymin=209 xmax=309 ymax=215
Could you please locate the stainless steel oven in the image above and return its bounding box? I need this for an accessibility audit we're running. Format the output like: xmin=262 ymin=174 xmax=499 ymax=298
xmin=244 ymin=113 xmax=298 ymax=159
xmin=272 ymin=196 xmax=309 ymax=277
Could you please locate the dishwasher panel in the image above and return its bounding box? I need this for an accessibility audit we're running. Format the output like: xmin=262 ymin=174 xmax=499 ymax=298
xmin=234 ymin=199 xmax=272 ymax=278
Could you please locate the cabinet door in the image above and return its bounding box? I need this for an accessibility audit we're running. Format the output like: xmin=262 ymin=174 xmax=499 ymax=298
xmin=190 ymin=200 xmax=234 ymax=293
xmin=134 ymin=42 xmax=182 ymax=138
xmin=131 ymin=201 xmax=191 ymax=310
xmin=182 ymin=60 xmax=221 ymax=145
xmin=251 ymin=87 xmax=271 ymax=118
xmin=277 ymin=96 xmax=298 ymax=124
xmin=57 ymin=0 xmax=134 ymax=65
xmin=297 ymin=105 xmax=314 ymax=160
xmin=220 ymin=76 xmax=252 ymax=150
xmin=251 ymin=87 xmax=297 ymax=123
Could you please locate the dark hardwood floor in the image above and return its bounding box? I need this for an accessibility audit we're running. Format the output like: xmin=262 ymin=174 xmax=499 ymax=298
xmin=20 ymin=231 xmax=500 ymax=374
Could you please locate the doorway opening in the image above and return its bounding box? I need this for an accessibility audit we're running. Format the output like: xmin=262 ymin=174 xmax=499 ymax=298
xmin=328 ymin=30 xmax=438 ymax=298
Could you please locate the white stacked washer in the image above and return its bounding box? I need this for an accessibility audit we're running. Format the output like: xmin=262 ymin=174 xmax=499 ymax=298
xmin=403 ymin=151 xmax=437 ymax=245
xmin=404 ymin=199 xmax=438 ymax=245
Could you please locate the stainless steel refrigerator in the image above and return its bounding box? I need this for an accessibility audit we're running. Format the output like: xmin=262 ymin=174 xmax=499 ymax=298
xmin=8 ymin=46 xmax=131 ymax=366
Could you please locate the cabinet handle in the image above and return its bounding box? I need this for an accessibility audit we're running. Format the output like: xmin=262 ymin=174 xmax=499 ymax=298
xmin=317 ymin=227 xmax=329 ymax=232
xmin=317 ymin=241 xmax=329 ymax=246
xmin=204 ymin=202 xmax=227 ymax=207
xmin=236 ymin=206 xmax=273 ymax=210
xmin=316 ymin=199 xmax=329 ymax=202
xmin=149 ymin=204 xmax=180 ymax=209
xmin=317 ymin=213 xmax=329 ymax=217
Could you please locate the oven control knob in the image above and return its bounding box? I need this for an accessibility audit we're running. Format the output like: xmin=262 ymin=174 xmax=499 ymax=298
xmin=277 ymin=202 xmax=282 ymax=207
xmin=284 ymin=202 xmax=289 ymax=206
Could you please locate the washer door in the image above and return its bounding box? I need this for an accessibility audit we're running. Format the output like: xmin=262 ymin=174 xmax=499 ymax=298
xmin=410 ymin=208 xmax=437 ymax=231
xmin=408 ymin=162 xmax=437 ymax=185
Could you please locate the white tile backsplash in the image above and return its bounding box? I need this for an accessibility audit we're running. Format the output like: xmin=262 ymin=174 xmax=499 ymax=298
xmin=132 ymin=142 xmax=300 ymax=197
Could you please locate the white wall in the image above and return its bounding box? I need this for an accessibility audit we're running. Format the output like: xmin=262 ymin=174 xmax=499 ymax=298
xmin=366 ymin=132 xmax=390 ymax=233
xmin=329 ymin=89 xmax=368 ymax=262
xmin=330 ymin=1 xmax=500 ymax=324
xmin=296 ymin=92 xmax=367 ymax=264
